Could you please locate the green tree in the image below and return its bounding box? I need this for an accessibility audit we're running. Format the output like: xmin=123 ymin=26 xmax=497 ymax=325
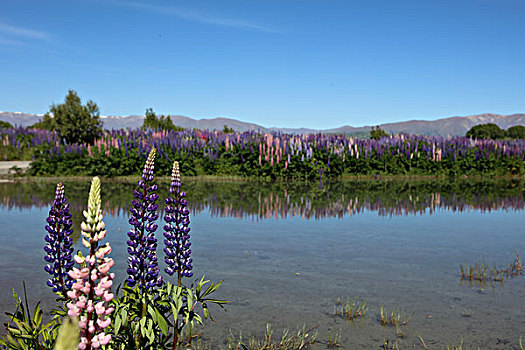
xmin=0 ymin=120 xmax=13 ymax=129
xmin=370 ymin=126 xmax=389 ymax=140
xmin=141 ymin=108 xmax=184 ymax=131
xmin=506 ymin=125 xmax=525 ymax=139
xmin=222 ymin=125 xmax=234 ymax=133
xmin=142 ymin=108 xmax=158 ymax=130
xmin=466 ymin=123 xmax=505 ymax=140
xmin=37 ymin=90 xmax=103 ymax=144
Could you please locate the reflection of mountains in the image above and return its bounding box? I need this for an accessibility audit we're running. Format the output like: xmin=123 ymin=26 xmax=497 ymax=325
xmin=0 ymin=180 xmax=523 ymax=219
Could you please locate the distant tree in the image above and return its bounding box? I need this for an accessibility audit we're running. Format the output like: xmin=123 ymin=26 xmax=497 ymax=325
xmin=31 ymin=113 xmax=57 ymax=130
xmin=506 ymin=125 xmax=525 ymax=139
xmin=0 ymin=120 xmax=13 ymax=129
xmin=142 ymin=108 xmax=158 ymax=130
xmin=222 ymin=125 xmax=234 ymax=134
xmin=369 ymin=126 xmax=389 ymax=140
xmin=466 ymin=123 xmax=505 ymax=140
xmin=141 ymin=108 xmax=184 ymax=131
xmin=35 ymin=90 xmax=103 ymax=144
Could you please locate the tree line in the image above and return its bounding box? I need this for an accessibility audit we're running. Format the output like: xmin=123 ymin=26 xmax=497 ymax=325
xmin=465 ymin=123 xmax=525 ymax=140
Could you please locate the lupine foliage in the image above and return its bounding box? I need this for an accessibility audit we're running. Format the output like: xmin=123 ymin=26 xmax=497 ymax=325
xmin=0 ymin=284 xmax=58 ymax=350
xmin=0 ymin=126 xmax=522 ymax=177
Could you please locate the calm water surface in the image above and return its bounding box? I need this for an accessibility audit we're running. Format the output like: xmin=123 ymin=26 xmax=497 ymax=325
xmin=0 ymin=179 xmax=523 ymax=349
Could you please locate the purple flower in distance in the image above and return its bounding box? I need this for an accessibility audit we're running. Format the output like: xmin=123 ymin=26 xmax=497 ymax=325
xmin=44 ymin=182 xmax=74 ymax=295
xmin=163 ymin=161 xmax=193 ymax=284
xmin=126 ymin=149 xmax=163 ymax=289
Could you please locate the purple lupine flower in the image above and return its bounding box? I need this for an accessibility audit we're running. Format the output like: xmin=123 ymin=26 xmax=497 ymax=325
xmin=126 ymin=149 xmax=162 ymax=289
xmin=44 ymin=182 xmax=75 ymax=295
xmin=163 ymin=161 xmax=193 ymax=284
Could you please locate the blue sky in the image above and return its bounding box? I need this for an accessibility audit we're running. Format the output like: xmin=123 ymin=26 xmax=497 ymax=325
xmin=0 ymin=0 xmax=524 ymax=129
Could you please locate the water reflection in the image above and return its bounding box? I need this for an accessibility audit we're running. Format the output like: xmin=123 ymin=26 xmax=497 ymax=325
xmin=0 ymin=179 xmax=522 ymax=219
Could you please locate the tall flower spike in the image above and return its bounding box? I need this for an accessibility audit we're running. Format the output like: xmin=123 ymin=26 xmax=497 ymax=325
xmin=126 ymin=148 xmax=162 ymax=289
xmin=163 ymin=161 xmax=193 ymax=285
xmin=44 ymin=182 xmax=75 ymax=295
xmin=67 ymin=177 xmax=114 ymax=350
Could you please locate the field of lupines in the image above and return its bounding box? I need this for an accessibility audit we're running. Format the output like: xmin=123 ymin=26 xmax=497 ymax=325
xmin=0 ymin=127 xmax=524 ymax=178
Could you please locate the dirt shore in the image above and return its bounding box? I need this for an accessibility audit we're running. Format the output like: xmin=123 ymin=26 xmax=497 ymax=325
xmin=0 ymin=161 xmax=32 ymax=175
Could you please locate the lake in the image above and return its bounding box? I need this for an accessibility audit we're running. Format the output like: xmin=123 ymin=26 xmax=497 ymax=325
xmin=0 ymin=179 xmax=523 ymax=348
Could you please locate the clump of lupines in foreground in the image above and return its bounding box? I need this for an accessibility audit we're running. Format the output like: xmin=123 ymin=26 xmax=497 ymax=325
xmin=0 ymin=150 xmax=227 ymax=350
xmin=112 ymin=149 xmax=226 ymax=349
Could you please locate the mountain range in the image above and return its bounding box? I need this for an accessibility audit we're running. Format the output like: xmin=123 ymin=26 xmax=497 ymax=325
xmin=0 ymin=111 xmax=523 ymax=137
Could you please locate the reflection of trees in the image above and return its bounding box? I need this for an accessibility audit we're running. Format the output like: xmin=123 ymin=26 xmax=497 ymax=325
xmin=0 ymin=179 xmax=523 ymax=220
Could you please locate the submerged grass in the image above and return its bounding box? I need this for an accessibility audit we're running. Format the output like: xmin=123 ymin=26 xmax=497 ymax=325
xmin=226 ymin=324 xmax=317 ymax=350
xmin=379 ymin=305 xmax=413 ymax=327
xmin=183 ymin=328 xmax=525 ymax=350
xmin=325 ymin=329 xmax=342 ymax=349
xmin=459 ymin=252 xmax=524 ymax=288
xmin=380 ymin=338 xmax=400 ymax=350
xmin=335 ymin=297 xmax=368 ymax=321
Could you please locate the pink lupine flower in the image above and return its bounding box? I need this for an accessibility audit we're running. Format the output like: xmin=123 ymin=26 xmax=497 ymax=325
xmin=66 ymin=177 xmax=114 ymax=350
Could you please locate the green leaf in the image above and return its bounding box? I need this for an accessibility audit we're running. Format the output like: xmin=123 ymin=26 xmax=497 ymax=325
xmin=170 ymin=303 xmax=180 ymax=320
xmin=203 ymin=305 xmax=209 ymax=320
xmin=114 ymin=314 xmax=122 ymax=334
xmin=156 ymin=300 xmax=170 ymax=307
xmin=139 ymin=317 xmax=147 ymax=337
xmin=171 ymin=285 xmax=182 ymax=299
xmin=32 ymin=302 xmax=41 ymax=328
xmin=146 ymin=319 xmax=154 ymax=344
xmin=155 ymin=308 xmax=169 ymax=336
xmin=196 ymin=280 xmax=203 ymax=296
xmin=121 ymin=308 xmax=128 ymax=328
xmin=147 ymin=305 xmax=157 ymax=322
xmin=202 ymin=280 xmax=223 ymax=298
xmin=11 ymin=319 xmax=31 ymax=334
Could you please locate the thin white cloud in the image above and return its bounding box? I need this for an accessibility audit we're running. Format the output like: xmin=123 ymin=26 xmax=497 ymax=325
xmin=0 ymin=36 xmax=24 ymax=46
xmin=0 ymin=22 xmax=51 ymax=41
xmin=114 ymin=1 xmax=276 ymax=32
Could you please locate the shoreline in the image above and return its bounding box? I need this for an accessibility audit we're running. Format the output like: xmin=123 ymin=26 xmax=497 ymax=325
xmin=0 ymin=173 xmax=523 ymax=183
xmin=0 ymin=161 xmax=522 ymax=182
